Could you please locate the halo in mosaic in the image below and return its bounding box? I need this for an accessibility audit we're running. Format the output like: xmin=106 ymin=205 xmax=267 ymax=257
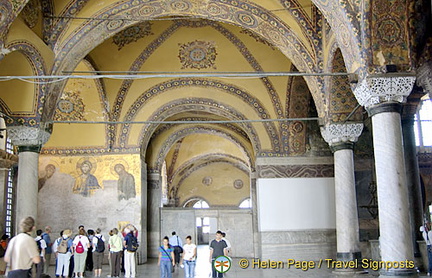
xmin=178 ymin=40 xmax=217 ymax=70
xmin=54 ymin=90 xmax=86 ymax=122
xmin=112 ymin=22 xmax=153 ymax=50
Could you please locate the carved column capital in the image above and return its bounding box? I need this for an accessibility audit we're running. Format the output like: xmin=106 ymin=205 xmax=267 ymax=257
xmin=417 ymin=61 xmax=432 ymax=98
xmin=320 ymin=123 xmax=363 ymax=148
xmin=354 ymin=75 xmax=416 ymax=108
xmin=7 ymin=126 xmax=50 ymax=151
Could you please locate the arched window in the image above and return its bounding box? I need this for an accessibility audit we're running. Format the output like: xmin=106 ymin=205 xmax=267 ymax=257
xmin=415 ymin=94 xmax=432 ymax=147
xmin=239 ymin=198 xmax=252 ymax=208
xmin=183 ymin=198 xmax=210 ymax=208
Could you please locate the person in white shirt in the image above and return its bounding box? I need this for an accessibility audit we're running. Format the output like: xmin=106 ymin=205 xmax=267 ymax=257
xmin=35 ymin=229 xmax=47 ymax=278
xmin=421 ymin=225 xmax=432 ymax=276
xmin=72 ymin=229 xmax=90 ymax=277
xmin=180 ymin=236 xmax=196 ymax=278
xmin=221 ymin=232 xmax=231 ymax=255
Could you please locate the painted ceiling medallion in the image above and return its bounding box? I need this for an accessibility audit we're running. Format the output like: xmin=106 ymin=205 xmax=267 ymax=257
xmin=233 ymin=179 xmax=244 ymax=189
xmin=54 ymin=91 xmax=86 ymax=121
xmin=178 ymin=40 xmax=217 ymax=70
xmin=112 ymin=22 xmax=153 ymax=50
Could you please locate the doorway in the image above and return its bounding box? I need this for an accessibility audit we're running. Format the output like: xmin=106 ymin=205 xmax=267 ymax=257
xmin=196 ymin=217 xmax=217 ymax=245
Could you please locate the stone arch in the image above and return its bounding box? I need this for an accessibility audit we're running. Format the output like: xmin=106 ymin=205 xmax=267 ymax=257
xmin=137 ymin=99 xmax=266 ymax=159
xmin=149 ymin=127 xmax=253 ymax=172
xmin=42 ymin=0 xmax=322 ymax=122
xmin=167 ymin=153 xmax=250 ymax=202
xmin=1 ymin=41 xmax=48 ymax=126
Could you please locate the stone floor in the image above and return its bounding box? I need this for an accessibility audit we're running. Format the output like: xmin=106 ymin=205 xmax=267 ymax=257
xmin=46 ymin=246 xmax=430 ymax=278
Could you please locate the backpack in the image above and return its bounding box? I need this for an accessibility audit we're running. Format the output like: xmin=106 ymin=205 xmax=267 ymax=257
xmin=36 ymin=239 xmax=42 ymax=253
xmin=57 ymin=238 xmax=68 ymax=254
xmin=126 ymin=235 xmax=139 ymax=252
xmin=75 ymin=239 xmax=84 ymax=254
xmin=95 ymin=236 xmax=105 ymax=253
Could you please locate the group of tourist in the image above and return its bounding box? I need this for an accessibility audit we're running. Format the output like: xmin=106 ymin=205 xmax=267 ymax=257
xmin=158 ymin=230 xmax=231 ymax=278
xmin=1 ymin=217 xmax=233 ymax=278
xmin=1 ymin=217 xmax=139 ymax=278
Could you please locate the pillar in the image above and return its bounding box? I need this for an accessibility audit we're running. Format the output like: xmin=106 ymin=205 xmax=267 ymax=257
xmin=148 ymin=171 xmax=161 ymax=258
xmin=321 ymin=123 xmax=363 ymax=270
xmin=7 ymin=126 xmax=50 ymax=234
xmin=354 ymin=75 xmax=417 ymax=276
xmin=250 ymin=172 xmax=261 ymax=258
xmin=402 ymin=115 xmax=424 ymax=259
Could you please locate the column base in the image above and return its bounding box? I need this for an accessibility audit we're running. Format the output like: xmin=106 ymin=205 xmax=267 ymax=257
xmin=379 ymin=268 xmax=418 ymax=277
xmin=331 ymin=252 xmax=367 ymax=274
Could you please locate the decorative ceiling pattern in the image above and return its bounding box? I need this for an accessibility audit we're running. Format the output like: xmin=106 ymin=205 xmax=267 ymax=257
xmin=118 ymin=78 xmax=278 ymax=150
xmin=54 ymin=90 xmax=86 ymax=122
xmin=178 ymin=40 xmax=218 ymax=70
xmin=112 ymin=22 xmax=153 ymax=50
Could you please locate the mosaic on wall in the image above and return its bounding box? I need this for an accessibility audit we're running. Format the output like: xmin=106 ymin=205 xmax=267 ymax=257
xmin=371 ymin=0 xmax=410 ymax=68
xmin=37 ymin=154 xmax=142 ymax=235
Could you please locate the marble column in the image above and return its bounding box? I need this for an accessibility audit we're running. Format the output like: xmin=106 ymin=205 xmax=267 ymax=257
xmin=402 ymin=116 xmax=424 ymax=259
xmin=354 ymin=75 xmax=417 ymax=276
xmin=7 ymin=126 xmax=50 ymax=233
xmin=250 ymin=172 xmax=261 ymax=259
xmin=148 ymin=171 xmax=161 ymax=258
xmin=321 ymin=123 xmax=363 ymax=270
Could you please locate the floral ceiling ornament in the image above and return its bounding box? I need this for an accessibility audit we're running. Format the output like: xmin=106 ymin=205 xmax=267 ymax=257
xmin=178 ymin=40 xmax=217 ymax=70
xmin=112 ymin=22 xmax=153 ymax=50
xmin=54 ymin=90 xmax=86 ymax=122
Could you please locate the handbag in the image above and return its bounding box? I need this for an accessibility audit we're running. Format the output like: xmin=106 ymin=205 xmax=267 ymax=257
xmin=161 ymin=246 xmax=175 ymax=273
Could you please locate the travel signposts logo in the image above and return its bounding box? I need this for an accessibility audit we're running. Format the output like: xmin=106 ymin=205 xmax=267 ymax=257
xmin=213 ymin=256 xmax=231 ymax=273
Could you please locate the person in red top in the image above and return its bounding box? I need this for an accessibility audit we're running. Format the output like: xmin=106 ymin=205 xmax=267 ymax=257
xmin=0 ymin=234 xmax=9 ymax=275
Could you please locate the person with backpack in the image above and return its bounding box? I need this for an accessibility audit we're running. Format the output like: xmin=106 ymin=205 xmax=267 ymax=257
xmin=91 ymin=228 xmax=105 ymax=277
xmin=34 ymin=229 xmax=47 ymax=278
xmin=55 ymin=229 xmax=73 ymax=278
xmin=123 ymin=228 xmax=138 ymax=278
xmin=72 ymin=229 xmax=90 ymax=278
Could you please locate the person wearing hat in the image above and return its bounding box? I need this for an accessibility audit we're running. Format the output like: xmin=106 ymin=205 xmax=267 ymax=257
xmin=55 ymin=229 xmax=74 ymax=278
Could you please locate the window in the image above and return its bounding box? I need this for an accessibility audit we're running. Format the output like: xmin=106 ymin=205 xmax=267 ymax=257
xmin=5 ymin=138 xmax=14 ymax=236
xmin=415 ymin=95 xmax=432 ymax=147
xmin=239 ymin=198 xmax=252 ymax=208
xmin=193 ymin=200 xmax=209 ymax=209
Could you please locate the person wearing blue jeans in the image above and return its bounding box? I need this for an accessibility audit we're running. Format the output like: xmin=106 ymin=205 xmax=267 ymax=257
xmin=209 ymin=231 xmax=228 ymax=278
xmin=159 ymin=236 xmax=175 ymax=278
xmin=181 ymin=236 xmax=197 ymax=278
